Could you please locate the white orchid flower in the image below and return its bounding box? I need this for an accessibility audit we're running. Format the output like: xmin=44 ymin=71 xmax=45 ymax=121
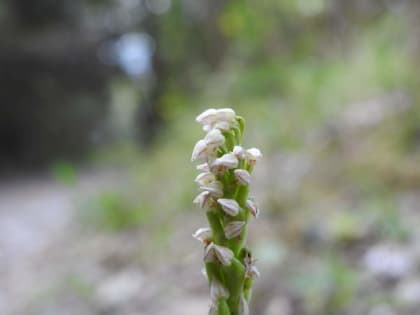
xmin=217 ymin=198 xmax=240 ymax=216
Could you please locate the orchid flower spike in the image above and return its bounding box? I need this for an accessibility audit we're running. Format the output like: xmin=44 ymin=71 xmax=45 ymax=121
xmin=191 ymin=108 xmax=262 ymax=314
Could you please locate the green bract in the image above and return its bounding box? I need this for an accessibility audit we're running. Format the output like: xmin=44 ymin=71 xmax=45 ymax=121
xmin=192 ymin=108 xmax=261 ymax=315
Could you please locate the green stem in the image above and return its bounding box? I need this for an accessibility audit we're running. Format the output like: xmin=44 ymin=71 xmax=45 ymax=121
xmin=218 ymin=299 xmax=231 ymax=315
xmin=207 ymin=211 xmax=226 ymax=245
xmin=223 ymin=257 xmax=245 ymax=315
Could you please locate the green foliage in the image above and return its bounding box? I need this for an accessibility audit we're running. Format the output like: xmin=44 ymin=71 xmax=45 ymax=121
xmin=88 ymin=192 xmax=150 ymax=231
xmin=51 ymin=160 xmax=76 ymax=186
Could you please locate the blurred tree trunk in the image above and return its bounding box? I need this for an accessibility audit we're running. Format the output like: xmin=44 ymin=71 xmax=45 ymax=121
xmin=0 ymin=0 xmax=112 ymax=170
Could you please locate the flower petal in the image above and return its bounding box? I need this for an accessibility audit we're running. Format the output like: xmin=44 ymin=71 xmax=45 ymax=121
xmin=205 ymin=129 xmax=225 ymax=147
xmin=211 ymin=153 xmax=238 ymax=173
xmin=193 ymin=191 xmax=214 ymax=209
xmin=234 ymin=169 xmax=251 ymax=185
xmin=192 ymin=227 xmax=212 ymax=243
xmin=218 ymin=198 xmax=240 ymax=216
xmin=200 ymin=181 xmax=224 ymax=198
xmin=245 ymin=199 xmax=260 ymax=218
xmin=210 ymin=279 xmax=229 ymax=302
xmin=224 ymin=221 xmax=246 ymax=239
xmin=195 ymin=172 xmax=216 ymax=186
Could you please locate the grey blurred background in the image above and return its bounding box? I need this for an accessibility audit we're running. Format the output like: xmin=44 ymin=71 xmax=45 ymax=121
xmin=1 ymin=1 xmax=420 ymax=315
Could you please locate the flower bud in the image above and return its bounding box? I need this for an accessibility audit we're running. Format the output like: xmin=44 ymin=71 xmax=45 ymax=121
xmin=196 ymin=108 xmax=236 ymax=132
xmin=200 ymin=181 xmax=224 ymax=198
xmin=193 ymin=191 xmax=214 ymax=209
xmin=238 ymin=294 xmax=250 ymax=315
xmin=245 ymin=199 xmax=260 ymax=218
xmin=224 ymin=221 xmax=246 ymax=239
xmin=192 ymin=227 xmax=212 ymax=244
xmin=204 ymin=243 xmax=234 ymax=266
xmin=245 ymin=148 xmax=263 ymax=166
xmin=244 ymin=253 xmax=260 ymax=278
xmin=233 ymin=145 xmax=246 ymax=159
xmin=210 ymin=279 xmax=229 ymax=302
xmin=196 ymin=108 xmax=218 ymax=126
xmin=196 ymin=163 xmax=210 ymax=172
xmin=191 ymin=139 xmax=212 ymax=161
xmin=204 ymin=129 xmax=225 ymax=147
xmin=211 ymin=121 xmax=231 ymax=132
xmin=234 ymin=169 xmax=251 ymax=185
xmin=216 ymin=108 xmax=236 ymax=121
xmin=195 ymin=172 xmax=216 ymax=186
xmin=210 ymin=153 xmax=238 ymax=173
xmin=217 ymin=198 xmax=240 ymax=216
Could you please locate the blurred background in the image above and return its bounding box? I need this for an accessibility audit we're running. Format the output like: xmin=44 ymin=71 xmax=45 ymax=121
xmin=1 ymin=0 xmax=420 ymax=314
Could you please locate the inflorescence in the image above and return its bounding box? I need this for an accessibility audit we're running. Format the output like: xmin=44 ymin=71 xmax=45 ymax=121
xmin=191 ymin=108 xmax=262 ymax=315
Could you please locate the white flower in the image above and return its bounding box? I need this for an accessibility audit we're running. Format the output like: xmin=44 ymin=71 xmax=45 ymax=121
xmin=216 ymin=108 xmax=236 ymax=121
xmin=217 ymin=198 xmax=240 ymax=216
xmin=196 ymin=108 xmax=236 ymax=132
xmin=233 ymin=145 xmax=246 ymax=159
xmin=191 ymin=140 xmax=212 ymax=161
xmin=245 ymin=199 xmax=260 ymax=218
xmin=210 ymin=279 xmax=229 ymax=302
xmin=196 ymin=163 xmax=210 ymax=172
xmin=234 ymin=169 xmax=251 ymax=185
xmin=244 ymin=253 xmax=260 ymax=278
xmin=238 ymin=295 xmax=249 ymax=315
xmin=204 ymin=243 xmax=234 ymax=266
xmin=192 ymin=227 xmax=212 ymax=244
xmin=224 ymin=221 xmax=246 ymax=239
xmin=195 ymin=172 xmax=216 ymax=186
xmin=204 ymin=129 xmax=225 ymax=147
xmin=246 ymin=264 xmax=260 ymax=278
xmin=210 ymin=153 xmax=238 ymax=173
xmin=206 ymin=121 xmax=230 ymax=132
xmin=196 ymin=108 xmax=218 ymax=126
xmin=193 ymin=191 xmax=214 ymax=209
xmin=209 ymin=303 xmax=218 ymax=315
xmin=200 ymin=181 xmax=224 ymax=198
xmin=245 ymin=148 xmax=263 ymax=165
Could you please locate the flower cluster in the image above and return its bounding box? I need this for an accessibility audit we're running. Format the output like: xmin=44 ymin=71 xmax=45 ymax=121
xmin=192 ymin=108 xmax=262 ymax=315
